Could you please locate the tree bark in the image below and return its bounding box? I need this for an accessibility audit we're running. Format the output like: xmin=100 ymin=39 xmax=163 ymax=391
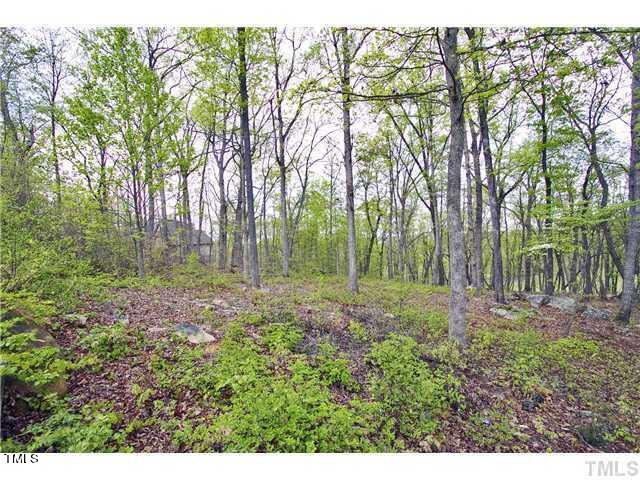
xmin=442 ymin=27 xmax=467 ymax=347
xmin=237 ymin=27 xmax=260 ymax=288
xmin=469 ymin=120 xmax=483 ymax=295
xmin=466 ymin=28 xmax=505 ymax=304
xmin=339 ymin=27 xmax=359 ymax=293
xmin=618 ymin=34 xmax=640 ymax=324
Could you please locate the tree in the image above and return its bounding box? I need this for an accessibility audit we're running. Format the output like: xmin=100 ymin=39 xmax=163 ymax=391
xmin=236 ymin=27 xmax=260 ymax=288
xmin=442 ymin=27 xmax=467 ymax=347
xmin=466 ymin=27 xmax=506 ymax=303
xmin=326 ymin=27 xmax=371 ymax=293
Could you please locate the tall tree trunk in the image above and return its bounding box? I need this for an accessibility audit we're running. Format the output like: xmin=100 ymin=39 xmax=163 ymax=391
xmin=590 ymin=148 xmax=624 ymax=276
xmin=278 ymin=161 xmax=289 ymax=276
xmin=618 ymin=34 xmax=640 ymax=323
xmin=271 ymin=54 xmax=291 ymax=277
xmin=469 ymin=121 xmax=483 ymax=295
xmin=159 ymin=176 xmax=169 ymax=243
xmin=442 ymin=27 xmax=467 ymax=347
xmin=540 ymin=95 xmax=554 ymax=295
xmin=339 ymin=27 xmax=359 ymax=293
xmin=231 ymin=156 xmax=244 ymax=272
xmin=465 ymin=138 xmax=473 ymax=284
xmin=181 ymin=169 xmax=193 ymax=257
xmin=466 ymin=28 xmax=505 ymax=304
xmin=51 ymin=107 xmax=61 ymax=206
xmin=524 ymin=178 xmax=535 ymax=292
xmin=237 ymin=27 xmax=260 ymax=288
xmin=216 ymin=135 xmax=229 ymax=271
xmin=197 ymin=144 xmax=208 ymax=262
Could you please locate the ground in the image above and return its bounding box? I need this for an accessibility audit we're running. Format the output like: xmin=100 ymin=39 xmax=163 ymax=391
xmin=3 ymin=266 xmax=640 ymax=452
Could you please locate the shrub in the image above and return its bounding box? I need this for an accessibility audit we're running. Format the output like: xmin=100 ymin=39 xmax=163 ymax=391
xmin=428 ymin=340 xmax=466 ymax=370
xmin=348 ymin=320 xmax=369 ymax=342
xmin=209 ymin=323 xmax=269 ymax=396
xmin=367 ymin=334 xmax=463 ymax=438
xmin=392 ymin=307 xmax=448 ymax=339
xmin=18 ymin=402 xmax=129 ymax=452
xmin=212 ymin=363 xmax=375 ymax=452
xmin=315 ymin=342 xmax=359 ymax=391
xmin=468 ymin=408 xmax=523 ymax=451
xmin=0 ymin=292 xmax=73 ymax=392
xmin=150 ymin=340 xmax=224 ymax=399
xmin=262 ymin=322 xmax=303 ymax=355
xmin=471 ymin=327 xmax=601 ymax=396
xmin=79 ymin=323 xmax=136 ymax=361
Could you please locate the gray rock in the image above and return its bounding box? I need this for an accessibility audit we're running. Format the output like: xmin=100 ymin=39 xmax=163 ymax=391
xmin=194 ymin=298 xmax=230 ymax=309
xmin=63 ymin=313 xmax=88 ymax=327
xmin=583 ymin=307 xmax=611 ymax=321
xmin=526 ymin=294 xmax=550 ymax=309
xmin=112 ymin=307 xmax=129 ymax=325
xmin=490 ymin=308 xmax=518 ymax=321
xmin=175 ymin=323 xmax=216 ymax=344
xmin=6 ymin=316 xmax=68 ymax=396
xmin=548 ymin=296 xmax=578 ymax=314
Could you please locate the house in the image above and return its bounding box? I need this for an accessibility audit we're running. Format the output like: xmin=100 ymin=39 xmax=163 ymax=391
xmin=163 ymin=219 xmax=213 ymax=263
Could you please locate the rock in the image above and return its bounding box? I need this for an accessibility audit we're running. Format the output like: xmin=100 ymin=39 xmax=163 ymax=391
xmin=578 ymin=409 xmax=595 ymax=418
xmin=583 ymin=307 xmax=611 ymax=321
xmin=5 ymin=317 xmax=68 ymax=397
xmin=548 ymin=296 xmax=578 ymax=314
xmin=526 ymin=294 xmax=550 ymax=309
xmin=194 ymin=298 xmax=230 ymax=309
xmin=521 ymin=393 xmax=545 ymax=412
xmin=63 ymin=313 xmax=88 ymax=327
xmin=114 ymin=310 xmax=129 ymax=325
xmin=490 ymin=308 xmax=518 ymax=321
xmin=174 ymin=323 xmax=216 ymax=344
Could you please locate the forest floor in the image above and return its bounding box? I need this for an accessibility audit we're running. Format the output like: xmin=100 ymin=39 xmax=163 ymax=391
xmin=3 ymin=266 xmax=640 ymax=452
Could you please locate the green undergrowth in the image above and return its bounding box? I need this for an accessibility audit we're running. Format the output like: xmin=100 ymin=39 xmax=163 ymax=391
xmin=162 ymin=309 xmax=462 ymax=452
xmin=0 ymin=292 xmax=74 ymax=399
xmin=5 ymin=271 xmax=638 ymax=453
xmin=1 ymin=401 xmax=131 ymax=453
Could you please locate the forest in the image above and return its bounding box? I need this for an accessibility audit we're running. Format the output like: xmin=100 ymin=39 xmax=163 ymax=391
xmin=1 ymin=26 xmax=639 ymax=453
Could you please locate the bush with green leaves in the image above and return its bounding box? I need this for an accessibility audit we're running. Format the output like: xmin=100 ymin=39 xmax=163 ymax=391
xmin=212 ymin=358 xmax=378 ymax=452
xmin=150 ymin=341 xmax=218 ymax=399
xmin=261 ymin=322 xmax=303 ymax=355
xmin=467 ymin=408 xmax=525 ymax=451
xmin=348 ymin=320 xmax=369 ymax=342
xmin=391 ymin=307 xmax=448 ymax=339
xmin=367 ymin=334 xmax=463 ymax=438
xmin=79 ymin=323 xmax=137 ymax=361
xmin=0 ymin=292 xmax=73 ymax=393
xmin=315 ymin=342 xmax=359 ymax=391
xmin=207 ymin=322 xmax=270 ymax=397
xmin=20 ymin=402 xmax=129 ymax=452
xmin=428 ymin=339 xmax=467 ymax=370
xmin=471 ymin=327 xmax=600 ymax=396
xmin=173 ymin=326 xmax=393 ymax=452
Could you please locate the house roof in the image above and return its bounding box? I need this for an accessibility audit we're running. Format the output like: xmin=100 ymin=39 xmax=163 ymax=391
xmin=164 ymin=219 xmax=213 ymax=245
